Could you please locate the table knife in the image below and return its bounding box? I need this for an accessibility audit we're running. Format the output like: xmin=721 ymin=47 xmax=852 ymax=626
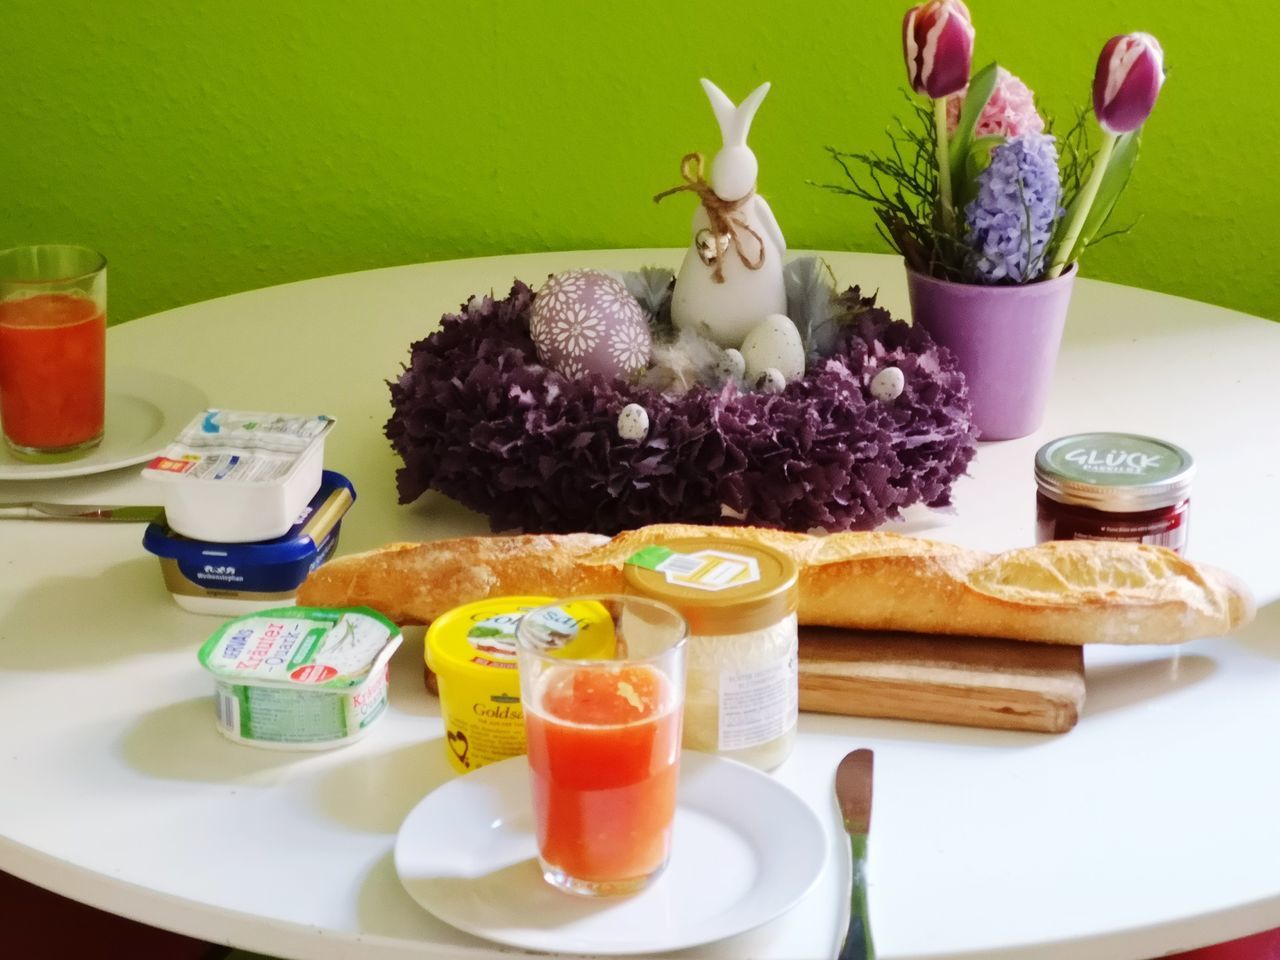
xmin=0 ymin=502 xmax=164 ymax=523
xmin=835 ymin=748 xmax=875 ymax=960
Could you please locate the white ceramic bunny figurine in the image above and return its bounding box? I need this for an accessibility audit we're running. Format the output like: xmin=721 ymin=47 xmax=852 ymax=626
xmin=664 ymin=78 xmax=787 ymax=347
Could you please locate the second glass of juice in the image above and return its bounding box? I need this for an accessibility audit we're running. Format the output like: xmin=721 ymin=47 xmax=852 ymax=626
xmin=516 ymin=595 xmax=687 ymax=897
xmin=0 ymin=244 xmax=107 ymax=462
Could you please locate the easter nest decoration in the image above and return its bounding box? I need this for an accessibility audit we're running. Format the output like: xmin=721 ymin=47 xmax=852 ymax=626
xmin=385 ymin=78 xmax=977 ymax=535
xmin=386 ymin=261 xmax=976 ymax=534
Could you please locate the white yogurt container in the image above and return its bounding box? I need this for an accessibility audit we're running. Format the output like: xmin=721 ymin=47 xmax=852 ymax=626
xmin=197 ymin=607 xmax=402 ymax=750
xmin=142 ymin=409 xmax=335 ymax=543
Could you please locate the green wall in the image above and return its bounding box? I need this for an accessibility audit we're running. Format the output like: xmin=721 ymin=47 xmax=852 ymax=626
xmin=1 ymin=0 xmax=1275 ymax=324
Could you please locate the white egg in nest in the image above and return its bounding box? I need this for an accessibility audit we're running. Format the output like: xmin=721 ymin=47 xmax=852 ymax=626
xmin=616 ymin=403 xmax=650 ymax=441
xmin=716 ymin=348 xmax=746 ymax=384
xmin=755 ymin=368 xmax=786 ymax=394
xmin=870 ymin=366 xmax=905 ymax=401
xmin=741 ymin=314 xmax=805 ymax=384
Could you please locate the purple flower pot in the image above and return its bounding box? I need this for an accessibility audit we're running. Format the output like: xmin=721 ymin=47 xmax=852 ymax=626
xmin=906 ymin=264 xmax=1077 ymax=441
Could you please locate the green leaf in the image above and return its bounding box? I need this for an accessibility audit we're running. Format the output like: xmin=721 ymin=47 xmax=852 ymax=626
xmin=1063 ymin=130 xmax=1141 ymax=263
xmin=955 ymin=135 xmax=1003 ymax=210
xmin=948 ymin=62 xmax=999 ymax=188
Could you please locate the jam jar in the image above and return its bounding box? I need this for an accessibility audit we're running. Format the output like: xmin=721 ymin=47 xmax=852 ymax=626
xmin=1034 ymin=433 xmax=1194 ymax=554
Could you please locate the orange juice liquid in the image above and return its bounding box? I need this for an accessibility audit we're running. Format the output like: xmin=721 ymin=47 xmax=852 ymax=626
xmin=0 ymin=292 xmax=105 ymax=451
xmin=525 ymin=664 xmax=681 ymax=884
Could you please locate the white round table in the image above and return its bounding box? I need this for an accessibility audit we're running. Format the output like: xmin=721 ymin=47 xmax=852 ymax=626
xmin=1 ymin=251 xmax=1276 ymax=960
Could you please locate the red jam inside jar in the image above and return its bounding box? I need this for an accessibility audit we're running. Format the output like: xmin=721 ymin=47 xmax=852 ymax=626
xmin=1034 ymin=433 xmax=1194 ymax=556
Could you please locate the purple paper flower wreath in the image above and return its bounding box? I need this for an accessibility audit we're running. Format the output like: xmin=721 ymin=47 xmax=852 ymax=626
xmin=386 ymin=281 xmax=977 ymax=534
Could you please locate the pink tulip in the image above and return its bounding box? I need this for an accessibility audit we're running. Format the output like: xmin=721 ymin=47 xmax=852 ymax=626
xmin=903 ymin=0 xmax=975 ymax=100
xmin=1093 ymin=33 xmax=1165 ymax=134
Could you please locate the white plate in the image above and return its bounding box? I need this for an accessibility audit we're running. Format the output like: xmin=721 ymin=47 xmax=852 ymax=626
xmin=394 ymin=751 xmax=828 ymax=956
xmin=0 ymin=366 xmax=208 ymax=480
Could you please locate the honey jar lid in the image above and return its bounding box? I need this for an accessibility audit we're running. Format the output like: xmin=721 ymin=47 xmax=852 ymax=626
xmin=622 ymin=538 xmax=799 ymax=635
xmin=1035 ymin=433 xmax=1195 ymax=512
xmin=426 ymin=596 xmax=615 ymax=678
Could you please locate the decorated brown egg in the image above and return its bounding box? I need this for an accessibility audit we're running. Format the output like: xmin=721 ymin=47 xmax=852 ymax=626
xmin=530 ymin=270 xmax=652 ymax=380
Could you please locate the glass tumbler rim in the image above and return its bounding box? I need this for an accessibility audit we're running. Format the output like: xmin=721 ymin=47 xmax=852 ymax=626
xmin=514 ymin=593 xmax=689 ymax=667
xmin=0 ymin=244 xmax=108 ymax=286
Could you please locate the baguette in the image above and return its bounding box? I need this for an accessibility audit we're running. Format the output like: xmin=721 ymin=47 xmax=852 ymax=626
xmin=296 ymin=524 xmax=1254 ymax=645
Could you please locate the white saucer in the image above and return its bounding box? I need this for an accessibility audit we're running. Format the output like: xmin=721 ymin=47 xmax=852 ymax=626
xmin=394 ymin=751 xmax=828 ymax=956
xmin=0 ymin=366 xmax=207 ymax=480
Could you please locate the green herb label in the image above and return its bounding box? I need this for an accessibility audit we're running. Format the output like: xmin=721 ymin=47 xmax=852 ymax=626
xmin=465 ymin=613 xmax=524 ymax=657
xmin=625 ymin=545 xmax=677 ymax=570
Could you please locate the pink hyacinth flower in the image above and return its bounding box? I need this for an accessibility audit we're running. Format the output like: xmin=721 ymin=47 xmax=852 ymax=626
xmin=946 ymin=67 xmax=1046 ymax=139
xmin=903 ymin=0 xmax=975 ymax=100
xmin=1093 ymin=33 xmax=1165 ymax=134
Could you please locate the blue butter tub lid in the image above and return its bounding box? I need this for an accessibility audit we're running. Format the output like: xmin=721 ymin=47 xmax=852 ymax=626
xmin=143 ymin=469 xmax=356 ymax=565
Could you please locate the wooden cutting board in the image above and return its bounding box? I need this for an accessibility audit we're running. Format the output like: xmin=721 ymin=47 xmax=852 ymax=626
xmin=798 ymin=627 xmax=1085 ymax=734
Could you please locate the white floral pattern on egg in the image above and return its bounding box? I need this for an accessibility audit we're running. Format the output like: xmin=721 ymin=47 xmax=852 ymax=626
xmin=531 ymin=270 xmax=652 ymax=380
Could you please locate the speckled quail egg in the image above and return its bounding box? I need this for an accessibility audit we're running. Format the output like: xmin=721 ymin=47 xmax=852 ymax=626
xmin=870 ymin=366 xmax=905 ymax=402
xmin=741 ymin=314 xmax=806 ymax=384
xmin=715 ymin=348 xmax=746 ymax=384
xmin=616 ymin=403 xmax=650 ymax=441
xmin=755 ymin=368 xmax=786 ymax=394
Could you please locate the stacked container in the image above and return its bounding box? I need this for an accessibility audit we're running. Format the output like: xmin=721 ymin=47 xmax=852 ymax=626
xmin=140 ymin=409 xmax=352 ymax=614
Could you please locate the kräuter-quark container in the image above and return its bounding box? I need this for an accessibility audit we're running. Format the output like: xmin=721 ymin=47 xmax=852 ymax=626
xmin=198 ymin=606 xmax=402 ymax=749
xmin=142 ymin=409 xmax=335 ymax=543
xmin=143 ymin=470 xmax=355 ymax=616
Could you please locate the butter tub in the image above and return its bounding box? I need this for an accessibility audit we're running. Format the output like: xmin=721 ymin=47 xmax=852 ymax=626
xmin=142 ymin=470 xmax=354 ymax=616
xmin=425 ymin=596 xmax=616 ymax=774
xmin=198 ymin=607 xmax=402 ymax=750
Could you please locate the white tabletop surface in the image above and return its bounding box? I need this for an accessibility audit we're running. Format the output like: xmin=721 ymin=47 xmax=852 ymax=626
xmin=1 ymin=250 xmax=1277 ymax=960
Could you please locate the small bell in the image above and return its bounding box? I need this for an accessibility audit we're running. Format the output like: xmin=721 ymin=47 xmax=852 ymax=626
xmin=695 ymin=228 xmax=730 ymax=267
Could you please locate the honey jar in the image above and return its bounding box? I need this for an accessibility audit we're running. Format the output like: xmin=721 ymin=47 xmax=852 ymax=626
xmin=622 ymin=538 xmax=800 ymax=771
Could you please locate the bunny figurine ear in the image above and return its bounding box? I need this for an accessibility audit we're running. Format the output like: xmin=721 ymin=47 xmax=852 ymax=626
xmin=700 ymin=78 xmax=771 ymax=146
xmin=700 ymin=78 xmax=737 ymax=142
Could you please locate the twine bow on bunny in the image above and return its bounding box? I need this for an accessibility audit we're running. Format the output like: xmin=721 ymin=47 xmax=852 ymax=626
xmin=654 ymin=152 xmax=765 ymax=283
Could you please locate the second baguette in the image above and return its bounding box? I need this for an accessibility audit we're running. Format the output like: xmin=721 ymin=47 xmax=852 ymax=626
xmin=297 ymin=524 xmax=1254 ymax=645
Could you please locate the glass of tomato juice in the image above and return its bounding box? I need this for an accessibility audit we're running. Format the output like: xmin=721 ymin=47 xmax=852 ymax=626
xmin=516 ymin=595 xmax=687 ymax=897
xmin=0 ymin=245 xmax=107 ymax=462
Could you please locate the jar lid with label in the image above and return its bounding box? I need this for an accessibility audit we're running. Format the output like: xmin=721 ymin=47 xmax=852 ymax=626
xmin=621 ymin=538 xmax=799 ymax=634
xmin=1034 ymin=432 xmax=1195 ymax=513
